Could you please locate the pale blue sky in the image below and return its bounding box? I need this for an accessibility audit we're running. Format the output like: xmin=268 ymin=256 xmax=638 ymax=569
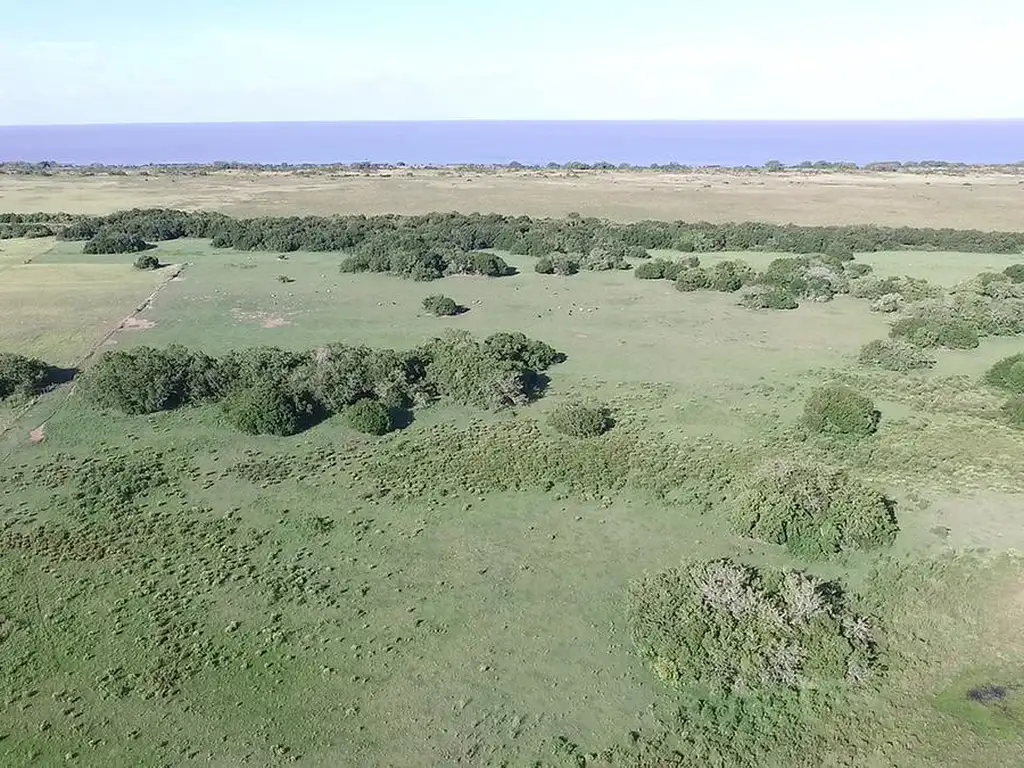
xmin=1 ymin=0 xmax=1020 ymax=124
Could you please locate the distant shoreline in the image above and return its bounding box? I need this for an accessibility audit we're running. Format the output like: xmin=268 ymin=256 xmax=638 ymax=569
xmin=3 ymin=160 xmax=1024 ymax=177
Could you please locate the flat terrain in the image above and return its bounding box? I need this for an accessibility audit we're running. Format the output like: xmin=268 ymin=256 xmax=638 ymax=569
xmin=2 ymin=168 xmax=1024 ymax=228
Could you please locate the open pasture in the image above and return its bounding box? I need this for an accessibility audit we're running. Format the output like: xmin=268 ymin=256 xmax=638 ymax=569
xmin=3 ymin=223 xmax=1024 ymax=766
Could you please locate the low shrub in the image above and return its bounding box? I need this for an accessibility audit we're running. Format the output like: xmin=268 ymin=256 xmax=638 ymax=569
xmin=739 ymin=286 xmax=798 ymax=310
xmin=534 ymin=256 xmax=554 ymax=274
xmin=276 ymin=274 xmax=294 ymax=283
xmin=731 ymin=461 xmax=897 ymax=558
xmin=984 ymin=353 xmax=1024 ymax=394
xmin=422 ymin=294 xmax=461 ymax=316
xmin=547 ymin=400 xmax=613 ymax=437
xmin=675 ymin=266 xmax=711 ymax=292
xmin=802 ymin=385 xmax=880 ymax=437
xmin=858 ymin=339 xmax=935 ymax=371
xmin=824 ymin=241 xmax=856 ymax=262
xmin=869 ymin=293 xmax=904 ymax=313
xmin=710 ymin=260 xmax=755 ymax=292
xmin=133 ymin=252 xmax=160 ymax=270
xmin=1003 ymin=264 xmax=1024 ymax=283
xmin=1001 ymin=395 xmax=1024 ymax=429
xmin=844 ymin=262 xmax=874 ymax=279
xmin=582 ymin=247 xmax=630 ymax=271
xmin=220 ymin=380 xmax=309 ymax=436
xmin=889 ymin=315 xmax=980 ymax=349
xmin=0 ymin=352 xmax=51 ymax=400
xmin=625 ymin=245 xmax=651 ymax=260
xmin=628 ymin=558 xmax=879 ymax=693
xmin=634 ymin=260 xmax=669 ymax=280
xmin=851 ymin=275 xmax=940 ymax=302
xmin=344 ymin=398 xmax=393 ymax=435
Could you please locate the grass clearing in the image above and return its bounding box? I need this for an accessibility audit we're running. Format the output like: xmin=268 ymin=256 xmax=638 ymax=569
xmin=3 ymin=230 xmax=1024 ymax=765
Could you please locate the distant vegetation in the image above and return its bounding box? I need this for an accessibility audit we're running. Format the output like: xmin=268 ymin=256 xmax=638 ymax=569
xmin=547 ymin=400 xmax=614 ymax=437
xmin=0 ymin=353 xmax=58 ymax=400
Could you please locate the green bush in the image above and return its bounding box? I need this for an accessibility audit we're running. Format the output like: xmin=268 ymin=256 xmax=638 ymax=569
xmin=1003 ymin=264 xmax=1024 ymax=283
xmin=634 ymin=260 xmax=668 ymax=280
xmin=851 ymin=275 xmax=940 ymax=302
xmin=0 ymin=352 xmax=51 ymax=400
xmin=133 ymin=252 xmax=160 ymax=270
xmin=858 ymin=339 xmax=935 ymax=371
xmin=220 ymin=380 xmax=308 ymax=436
xmin=731 ymin=461 xmax=897 ymax=558
xmin=869 ymin=293 xmax=904 ymax=313
xmin=422 ymin=294 xmax=461 ymax=316
xmin=802 ymin=385 xmax=880 ymax=437
xmin=844 ymin=262 xmax=874 ymax=279
xmin=482 ymin=331 xmax=564 ymax=370
xmin=625 ymin=245 xmax=651 ymax=260
xmin=710 ymin=260 xmax=755 ymax=292
xmin=628 ymin=558 xmax=879 ymax=693
xmin=984 ymin=354 xmax=1024 ymax=394
xmin=534 ymin=256 xmax=554 ymax=274
xmin=675 ymin=266 xmax=711 ymax=292
xmin=344 ymin=398 xmax=393 ymax=435
xmin=1001 ymin=395 xmax=1024 ymax=428
xmin=547 ymin=400 xmax=613 ymax=437
xmin=551 ymin=253 xmax=580 ymax=275
xmin=824 ymin=241 xmax=856 ymax=262
xmin=889 ymin=315 xmax=980 ymax=349
xmin=739 ymin=286 xmax=798 ymax=310
xmin=582 ymin=247 xmax=630 ymax=271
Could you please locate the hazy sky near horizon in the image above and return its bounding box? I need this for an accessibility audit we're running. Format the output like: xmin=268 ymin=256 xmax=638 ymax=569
xmin=1 ymin=0 xmax=1021 ymax=124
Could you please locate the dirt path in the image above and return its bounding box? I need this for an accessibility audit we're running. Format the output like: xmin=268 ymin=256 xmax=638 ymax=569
xmin=0 ymin=262 xmax=187 ymax=451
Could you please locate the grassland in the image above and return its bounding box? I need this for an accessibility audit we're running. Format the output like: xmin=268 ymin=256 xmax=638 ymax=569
xmin=1 ymin=168 xmax=1024 ymax=229
xmin=3 ymin=215 xmax=1024 ymax=766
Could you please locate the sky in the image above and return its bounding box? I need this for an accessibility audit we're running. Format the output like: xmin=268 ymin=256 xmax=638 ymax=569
xmin=1 ymin=0 xmax=1021 ymax=124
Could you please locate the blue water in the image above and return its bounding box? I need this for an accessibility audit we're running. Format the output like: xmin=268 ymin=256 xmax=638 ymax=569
xmin=1 ymin=121 xmax=1023 ymax=167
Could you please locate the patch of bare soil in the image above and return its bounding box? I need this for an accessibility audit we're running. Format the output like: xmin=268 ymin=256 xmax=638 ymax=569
xmin=232 ymin=308 xmax=292 ymax=328
xmin=119 ymin=316 xmax=155 ymax=330
xmin=29 ymin=426 xmax=44 ymax=444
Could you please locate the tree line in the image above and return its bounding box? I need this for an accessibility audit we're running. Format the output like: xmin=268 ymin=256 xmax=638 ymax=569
xmin=2 ymin=207 xmax=1021 ymax=256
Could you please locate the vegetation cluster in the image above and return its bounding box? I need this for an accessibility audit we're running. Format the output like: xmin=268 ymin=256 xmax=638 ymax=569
xmin=79 ymin=331 xmax=565 ymax=435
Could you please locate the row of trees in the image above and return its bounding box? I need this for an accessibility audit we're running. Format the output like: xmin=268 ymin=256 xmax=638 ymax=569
xmin=15 ymin=207 xmax=1019 ymax=256
xmin=80 ymin=331 xmax=565 ymax=436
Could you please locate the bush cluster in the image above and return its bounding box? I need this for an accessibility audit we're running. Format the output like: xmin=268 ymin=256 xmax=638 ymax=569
xmin=889 ymin=314 xmax=980 ymax=349
xmin=534 ymin=252 xmax=581 ymax=275
xmin=739 ymin=285 xmax=799 ymax=310
xmin=547 ymin=400 xmax=613 ymax=437
xmin=628 ymin=559 xmax=879 ymax=693
xmin=0 ymin=352 xmax=54 ymax=400
xmin=83 ymin=230 xmax=155 ymax=255
xmin=422 ymin=294 xmax=461 ymax=316
xmin=709 ymin=259 xmax=756 ymax=292
xmin=802 ymin=385 xmax=880 ymax=437
xmin=133 ymin=252 xmax=160 ymax=270
xmin=984 ymin=354 xmax=1024 ymax=393
xmin=1003 ymin=264 xmax=1024 ymax=283
xmin=80 ymin=331 xmax=565 ymax=433
xmin=634 ymin=256 xmax=700 ymax=281
xmin=858 ymin=339 xmax=935 ymax=371
xmin=1001 ymin=396 xmax=1024 ymax=429
xmin=344 ymin=398 xmax=393 ymax=435
xmin=851 ymin=275 xmax=941 ymax=302
xmin=339 ymin=239 xmax=511 ymax=281
xmin=730 ymin=461 xmax=898 ymax=558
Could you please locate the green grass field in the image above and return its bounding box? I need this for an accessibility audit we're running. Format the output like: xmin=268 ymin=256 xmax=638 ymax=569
xmin=3 ymin=237 xmax=1024 ymax=765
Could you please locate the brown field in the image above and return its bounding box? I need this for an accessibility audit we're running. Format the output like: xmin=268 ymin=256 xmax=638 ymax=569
xmin=2 ymin=169 xmax=1024 ymax=229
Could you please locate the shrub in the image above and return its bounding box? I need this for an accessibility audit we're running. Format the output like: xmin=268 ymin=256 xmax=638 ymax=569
xmin=628 ymin=559 xmax=879 ymax=693
xmin=470 ymin=251 xmax=511 ymax=277
xmin=581 ymin=247 xmax=630 ymax=271
xmin=889 ymin=315 xmax=979 ymax=349
xmin=740 ymin=286 xmax=798 ymax=310
xmin=344 ymin=398 xmax=393 ymax=435
xmin=634 ymin=260 xmax=668 ymax=280
xmin=824 ymin=241 xmax=856 ymax=262
xmin=1003 ymin=264 xmax=1024 ymax=283
xmin=851 ymin=275 xmax=940 ymax=302
xmin=803 ymin=264 xmax=847 ymax=300
xmin=869 ymin=293 xmax=904 ymax=313
xmin=83 ymin=230 xmax=154 ymax=254
xmin=625 ymin=245 xmax=651 ymax=260
xmin=802 ymin=385 xmax=880 ymax=437
xmin=276 ymin=274 xmax=294 ymax=283
xmin=547 ymin=400 xmax=613 ymax=437
xmin=858 ymin=339 xmax=935 ymax=371
xmin=422 ymin=294 xmax=460 ymax=316
xmin=731 ymin=461 xmax=897 ymax=558
xmin=675 ymin=267 xmax=711 ymax=292
xmin=220 ymin=380 xmax=308 ymax=436
xmin=483 ymin=331 xmax=564 ymax=370
xmin=0 ymin=353 xmax=51 ymax=400
xmin=984 ymin=354 xmax=1024 ymax=394
xmin=534 ymin=256 xmax=554 ymax=274
xmin=844 ymin=262 xmax=874 ymax=279
xmin=709 ymin=260 xmax=754 ymax=292
xmin=133 ymin=252 xmax=160 ymax=270
xmin=1001 ymin=395 xmax=1024 ymax=428
xmin=551 ymin=253 xmax=580 ymax=275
